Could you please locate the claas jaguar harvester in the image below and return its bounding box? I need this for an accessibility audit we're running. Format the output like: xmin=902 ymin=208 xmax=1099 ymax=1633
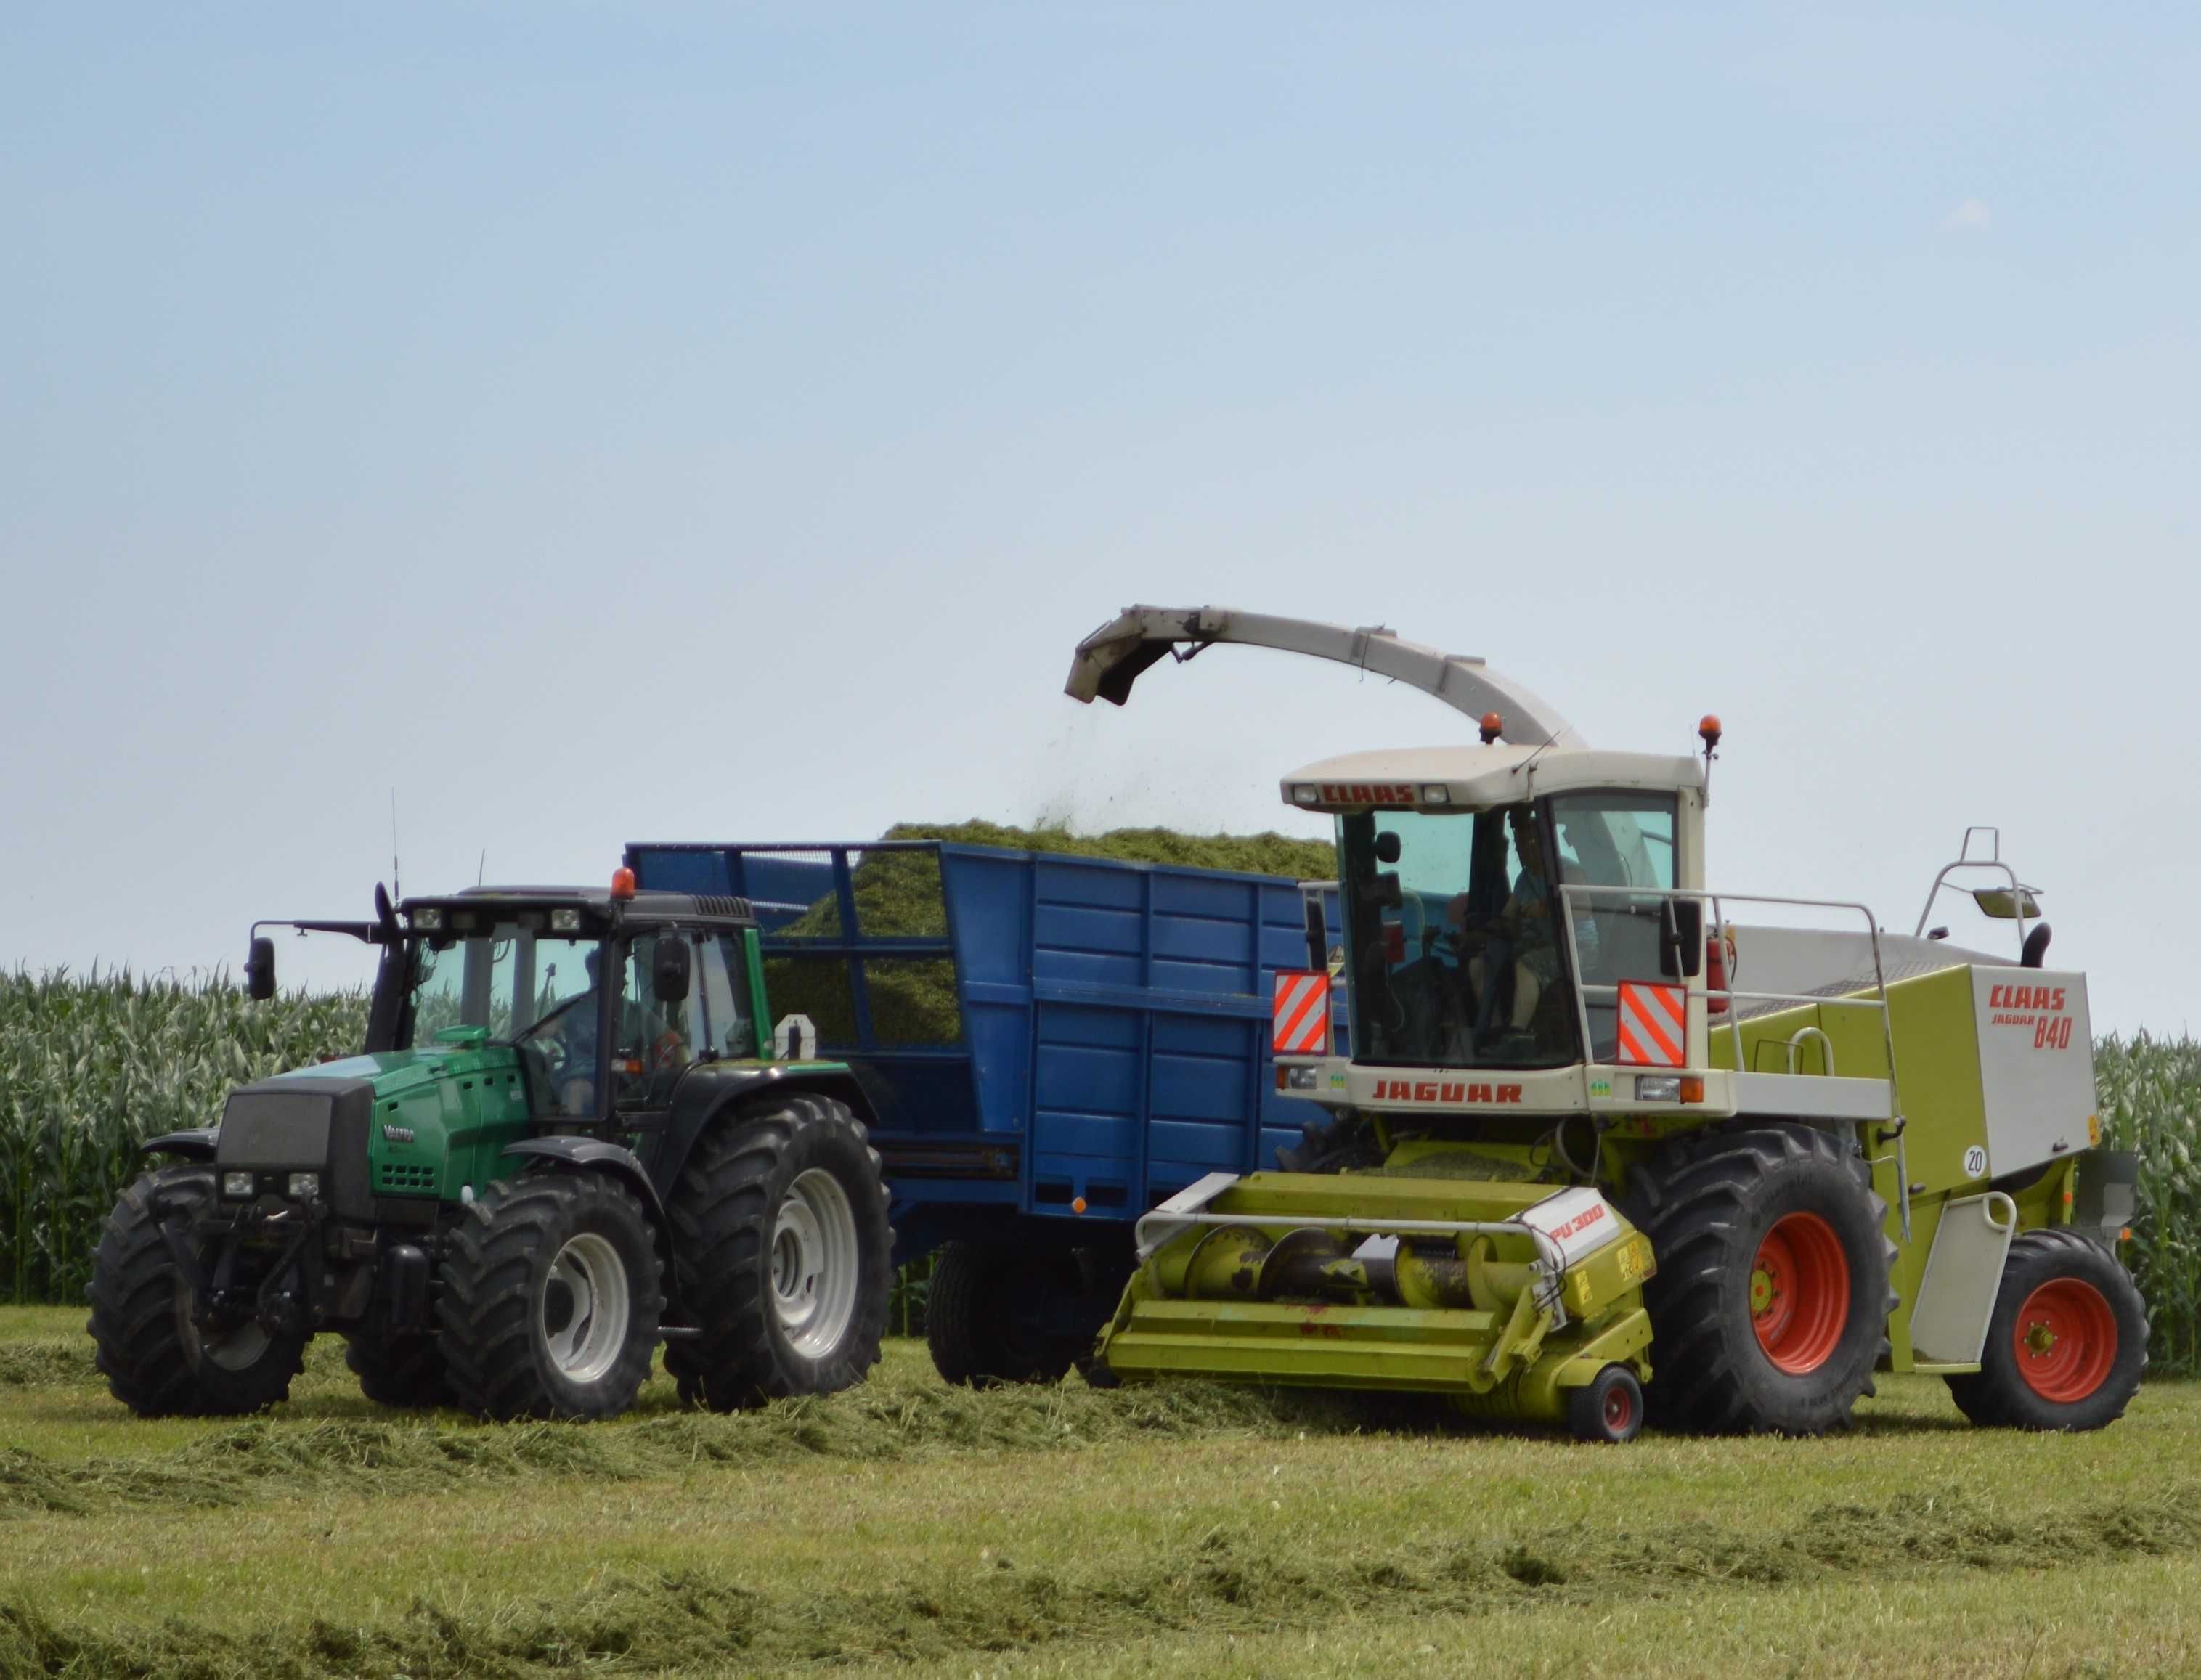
xmin=1069 ymin=606 xmax=2147 ymax=1439
xmin=87 ymin=874 xmax=892 ymax=1422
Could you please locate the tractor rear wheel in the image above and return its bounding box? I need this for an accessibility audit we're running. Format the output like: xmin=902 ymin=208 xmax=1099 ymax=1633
xmin=344 ymin=1329 xmax=447 ymax=1409
xmin=86 ymin=1165 xmax=309 ymax=1417
xmin=436 ymin=1172 xmax=663 ymax=1421
xmin=666 ymin=1095 xmax=892 ymax=1411
xmin=1629 ymin=1122 xmax=1895 ymax=1435
xmin=1945 ymin=1229 xmax=2147 ymax=1431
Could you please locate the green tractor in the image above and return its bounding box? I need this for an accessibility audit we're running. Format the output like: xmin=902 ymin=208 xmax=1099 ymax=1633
xmin=87 ymin=873 xmax=893 ymax=1421
xmin=1070 ymin=607 xmax=2149 ymax=1438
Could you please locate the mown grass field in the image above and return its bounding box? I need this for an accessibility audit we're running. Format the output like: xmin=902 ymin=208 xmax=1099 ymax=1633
xmin=4 ymin=1309 xmax=2199 ymax=1679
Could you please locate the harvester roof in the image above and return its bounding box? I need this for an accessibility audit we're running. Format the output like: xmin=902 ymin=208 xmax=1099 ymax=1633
xmin=1280 ymin=745 xmax=1704 ymax=812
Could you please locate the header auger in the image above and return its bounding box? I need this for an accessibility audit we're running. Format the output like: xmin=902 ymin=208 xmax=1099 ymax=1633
xmin=1070 ymin=605 xmax=2147 ymax=1438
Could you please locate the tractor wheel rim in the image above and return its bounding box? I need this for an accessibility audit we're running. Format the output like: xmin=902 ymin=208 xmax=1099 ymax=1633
xmin=772 ymin=1169 xmax=861 ymax=1358
xmin=2013 ymin=1278 xmax=2117 ymax=1403
xmin=1750 ymin=1211 xmax=1850 ymax=1375
xmin=174 ymin=1276 xmax=271 ymax=1372
xmin=541 ymin=1232 xmax=630 ymax=1384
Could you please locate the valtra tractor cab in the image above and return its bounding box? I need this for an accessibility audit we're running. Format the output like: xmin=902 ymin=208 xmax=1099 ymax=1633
xmin=87 ymin=872 xmax=893 ymax=1421
xmin=1070 ymin=607 xmax=2147 ymax=1438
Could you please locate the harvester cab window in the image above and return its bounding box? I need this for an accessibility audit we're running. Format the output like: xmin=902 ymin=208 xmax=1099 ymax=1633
xmin=1339 ymin=805 xmax=1576 ymax=1069
xmin=610 ymin=934 xmax=704 ymax=1109
xmin=1548 ymin=792 xmax=1680 ymax=1061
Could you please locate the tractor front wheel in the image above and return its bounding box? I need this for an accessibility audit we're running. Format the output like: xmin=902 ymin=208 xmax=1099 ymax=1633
xmin=344 ymin=1329 xmax=447 ymax=1409
xmin=1945 ymin=1229 xmax=2147 ymax=1431
xmin=1630 ymin=1122 xmax=1895 ymax=1435
xmin=667 ymin=1095 xmax=892 ymax=1410
xmin=436 ymin=1173 xmax=663 ymax=1421
xmin=86 ymin=1165 xmax=309 ymax=1417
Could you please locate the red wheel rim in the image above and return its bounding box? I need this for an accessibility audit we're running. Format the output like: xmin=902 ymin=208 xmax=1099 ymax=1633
xmin=2013 ymin=1279 xmax=2117 ymax=1403
xmin=1602 ymin=1382 xmax=1635 ymax=1435
xmin=1750 ymin=1211 xmax=1850 ymax=1374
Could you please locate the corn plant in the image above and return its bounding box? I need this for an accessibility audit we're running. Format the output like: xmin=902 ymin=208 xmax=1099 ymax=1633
xmin=2097 ymin=1032 xmax=2201 ymax=1374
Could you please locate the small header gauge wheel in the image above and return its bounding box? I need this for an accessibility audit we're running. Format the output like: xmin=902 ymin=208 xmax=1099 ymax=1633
xmin=1569 ymin=1364 xmax=1645 ymax=1443
xmin=1946 ymin=1229 xmax=2147 ymax=1432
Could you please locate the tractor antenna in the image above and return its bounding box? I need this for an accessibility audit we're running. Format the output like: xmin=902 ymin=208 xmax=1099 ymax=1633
xmin=390 ymin=790 xmax=402 ymax=905
xmin=477 ymin=849 xmax=487 ymax=886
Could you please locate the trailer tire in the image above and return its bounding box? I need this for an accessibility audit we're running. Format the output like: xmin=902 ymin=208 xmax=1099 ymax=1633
xmin=667 ymin=1095 xmax=891 ymax=1410
xmin=1945 ymin=1229 xmax=2147 ymax=1432
xmin=1629 ymin=1122 xmax=1895 ymax=1435
xmin=86 ymin=1165 xmax=309 ymax=1417
xmin=344 ymin=1329 xmax=447 ymax=1409
xmin=437 ymin=1171 xmax=662 ymax=1421
xmin=927 ymin=1243 xmax=1089 ymax=1387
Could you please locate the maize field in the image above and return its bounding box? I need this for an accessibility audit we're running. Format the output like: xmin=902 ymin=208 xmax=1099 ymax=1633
xmin=4 ymin=969 xmax=2196 ymax=1371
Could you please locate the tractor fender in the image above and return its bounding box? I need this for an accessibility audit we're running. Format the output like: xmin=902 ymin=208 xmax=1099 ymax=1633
xmin=138 ymin=1127 xmax=219 ymax=1162
xmin=499 ymin=1138 xmax=680 ymax=1308
xmin=649 ymin=1064 xmax=881 ymax=1196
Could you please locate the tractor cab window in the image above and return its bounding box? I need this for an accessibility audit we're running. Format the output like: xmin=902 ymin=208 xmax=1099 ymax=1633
xmin=1549 ymin=792 xmax=1681 ymax=1060
xmin=697 ymin=934 xmax=759 ymax=1059
xmin=1338 ymin=805 xmax=1576 ymax=1069
xmin=610 ymin=934 xmax=706 ymax=1109
xmin=404 ymin=922 xmax=602 ymax=1115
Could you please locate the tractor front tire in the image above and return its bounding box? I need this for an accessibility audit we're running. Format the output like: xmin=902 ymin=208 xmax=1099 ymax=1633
xmin=436 ymin=1173 xmax=663 ymax=1421
xmin=667 ymin=1095 xmax=892 ymax=1411
xmin=86 ymin=1165 xmax=309 ymax=1417
xmin=344 ymin=1329 xmax=447 ymax=1409
xmin=1630 ymin=1122 xmax=1895 ymax=1435
xmin=1945 ymin=1229 xmax=2147 ymax=1432
xmin=927 ymin=1243 xmax=1089 ymax=1387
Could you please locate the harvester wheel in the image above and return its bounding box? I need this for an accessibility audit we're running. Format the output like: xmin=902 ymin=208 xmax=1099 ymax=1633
xmin=927 ymin=1243 xmax=1086 ymax=1387
xmin=343 ymin=1329 xmax=447 ymax=1409
xmin=1568 ymin=1364 xmax=1645 ymax=1444
xmin=1629 ymin=1122 xmax=1895 ymax=1435
xmin=86 ymin=1165 xmax=309 ymax=1417
xmin=666 ymin=1095 xmax=891 ymax=1410
xmin=436 ymin=1171 xmax=663 ymax=1421
xmin=1945 ymin=1229 xmax=2147 ymax=1432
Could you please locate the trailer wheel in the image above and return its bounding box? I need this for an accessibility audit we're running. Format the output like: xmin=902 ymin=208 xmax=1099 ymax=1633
xmin=86 ymin=1165 xmax=309 ymax=1417
xmin=1568 ymin=1364 xmax=1645 ymax=1443
xmin=667 ymin=1095 xmax=891 ymax=1410
xmin=1945 ymin=1229 xmax=2147 ymax=1432
xmin=1629 ymin=1122 xmax=1895 ymax=1435
xmin=343 ymin=1329 xmax=447 ymax=1409
xmin=436 ymin=1172 xmax=663 ymax=1421
xmin=927 ymin=1243 xmax=1089 ymax=1386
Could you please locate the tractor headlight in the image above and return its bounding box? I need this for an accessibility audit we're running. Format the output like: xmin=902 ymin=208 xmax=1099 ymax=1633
xmin=222 ymin=1170 xmax=256 ymax=1199
xmin=550 ymin=908 xmax=582 ymax=932
xmin=412 ymin=907 xmax=443 ymax=931
xmin=287 ymin=1172 xmax=320 ymax=1201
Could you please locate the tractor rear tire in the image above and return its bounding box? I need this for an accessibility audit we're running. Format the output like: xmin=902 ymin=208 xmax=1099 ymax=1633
xmin=666 ymin=1096 xmax=892 ymax=1411
xmin=436 ymin=1172 xmax=663 ymax=1421
xmin=1945 ymin=1229 xmax=2147 ymax=1432
xmin=86 ymin=1165 xmax=310 ymax=1417
xmin=1629 ymin=1122 xmax=1896 ymax=1435
xmin=928 ymin=1243 xmax=1085 ymax=1387
xmin=344 ymin=1329 xmax=447 ymax=1409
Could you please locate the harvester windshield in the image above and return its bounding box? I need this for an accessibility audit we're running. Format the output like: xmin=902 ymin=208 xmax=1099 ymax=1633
xmin=1340 ymin=791 xmax=1678 ymax=1067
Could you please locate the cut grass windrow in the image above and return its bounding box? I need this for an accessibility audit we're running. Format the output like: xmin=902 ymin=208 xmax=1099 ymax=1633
xmin=4 ymin=1477 xmax=2200 ymax=1678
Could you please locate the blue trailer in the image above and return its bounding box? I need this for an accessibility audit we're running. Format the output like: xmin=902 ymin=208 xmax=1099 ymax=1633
xmin=626 ymin=838 xmax=1346 ymax=1382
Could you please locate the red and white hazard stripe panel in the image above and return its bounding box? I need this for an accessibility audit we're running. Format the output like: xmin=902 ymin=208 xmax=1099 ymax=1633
xmin=1615 ymin=980 xmax=1687 ymax=1067
xmin=1272 ymin=970 xmax=1331 ymax=1056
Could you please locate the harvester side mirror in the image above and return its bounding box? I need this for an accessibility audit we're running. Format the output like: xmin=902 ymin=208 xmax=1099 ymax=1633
xmin=245 ymin=937 xmax=277 ymax=1001
xmin=1972 ymin=886 xmax=2042 ymax=921
xmin=1303 ymin=899 xmax=1328 ymax=974
xmin=1659 ymin=900 xmax=1703 ymax=979
xmin=1374 ymin=831 xmax=1402 ymax=864
xmin=651 ymin=937 xmax=692 ymax=1004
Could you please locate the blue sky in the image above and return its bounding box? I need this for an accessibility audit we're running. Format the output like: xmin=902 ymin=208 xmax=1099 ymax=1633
xmin=4 ymin=4 xmax=2196 ymax=1032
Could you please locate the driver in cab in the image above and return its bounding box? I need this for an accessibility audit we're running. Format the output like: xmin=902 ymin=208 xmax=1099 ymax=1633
xmin=523 ymin=945 xmax=691 ymax=1116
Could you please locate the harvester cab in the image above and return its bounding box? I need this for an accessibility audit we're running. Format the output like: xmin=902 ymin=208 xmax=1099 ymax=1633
xmin=89 ymin=873 xmax=895 ymax=1423
xmin=1072 ymin=605 xmax=2148 ymax=1439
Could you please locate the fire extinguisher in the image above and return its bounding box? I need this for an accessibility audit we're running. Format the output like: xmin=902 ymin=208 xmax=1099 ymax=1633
xmin=1706 ymin=924 xmax=1737 ymax=1015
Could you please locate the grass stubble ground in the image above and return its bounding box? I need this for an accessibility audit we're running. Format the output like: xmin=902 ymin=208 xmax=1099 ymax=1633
xmin=0 ymin=1308 xmax=2195 ymax=1679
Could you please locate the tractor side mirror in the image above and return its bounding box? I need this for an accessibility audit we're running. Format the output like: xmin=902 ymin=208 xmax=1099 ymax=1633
xmin=245 ymin=937 xmax=277 ymax=1001
xmin=1659 ymin=899 xmax=1704 ymax=979
xmin=651 ymin=937 xmax=692 ymax=1004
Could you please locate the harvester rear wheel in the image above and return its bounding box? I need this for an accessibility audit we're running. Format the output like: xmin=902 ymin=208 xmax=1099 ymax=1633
xmin=436 ymin=1171 xmax=663 ymax=1421
xmin=927 ymin=1242 xmax=1087 ymax=1387
xmin=343 ymin=1329 xmax=447 ymax=1409
xmin=665 ymin=1096 xmax=892 ymax=1411
xmin=1944 ymin=1229 xmax=2147 ymax=1432
xmin=1629 ymin=1122 xmax=1895 ymax=1435
xmin=86 ymin=1165 xmax=310 ymax=1417
xmin=1568 ymin=1364 xmax=1645 ymax=1444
